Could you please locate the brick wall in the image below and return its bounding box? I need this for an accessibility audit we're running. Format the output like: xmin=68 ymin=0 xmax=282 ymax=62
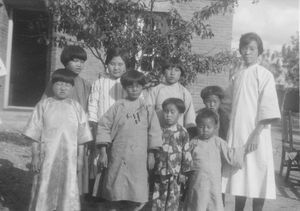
xmin=0 ymin=0 xmax=233 ymax=112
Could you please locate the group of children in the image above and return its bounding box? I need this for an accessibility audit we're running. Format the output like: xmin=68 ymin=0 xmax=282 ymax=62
xmin=23 ymin=32 xmax=281 ymax=211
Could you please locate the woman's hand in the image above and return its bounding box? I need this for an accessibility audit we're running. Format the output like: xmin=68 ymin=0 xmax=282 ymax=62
xmin=147 ymin=152 xmax=155 ymax=170
xmin=97 ymin=146 xmax=108 ymax=170
xmin=245 ymin=124 xmax=265 ymax=153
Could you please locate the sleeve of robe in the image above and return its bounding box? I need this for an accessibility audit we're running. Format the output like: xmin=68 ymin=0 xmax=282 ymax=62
xmin=76 ymin=102 xmax=93 ymax=145
xmin=95 ymin=103 xmax=118 ymax=145
xmin=23 ymin=100 xmax=45 ymax=142
xmin=147 ymin=106 xmax=163 ymax=150
xmin=257 ymin=67 xmax=281 ymax=122
xmin=88 ymin=79 xmax=101 ymax=122
xmin=217 ymin=137 xmax=244 ymax=169
xmin=145 ymin=85 xmax=159 ymax=108
xmin=183 ymin=89 xmax=196 ymax=128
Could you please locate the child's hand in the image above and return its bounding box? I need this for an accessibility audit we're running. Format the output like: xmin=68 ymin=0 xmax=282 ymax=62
xmin=31 ymin=156 xmax=40 ymax=173
xmin=177 ymin=174 xmax=186 ymax=184
xmin=97 ymin=146 xmax=108 ymax=170
xmin=147 ymin=152 xmax=155 ymax=170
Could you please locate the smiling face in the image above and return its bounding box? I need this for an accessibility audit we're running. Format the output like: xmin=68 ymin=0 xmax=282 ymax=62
xmin=204 ymin=95 xmax=221 ymax=112
xmin=107 ymin=56 xmax=126 ymax=79
xmin=164 ymin=67 xmax=181 ymax=85
xmin=197 ymin=117 xmax=217 ymax=140
xmin=52 ymin=81 xmax=73 ymax=99
xmin=125 ymin=82 xmax=143 ymax=101
xmin=65 ymin=58 xmax=85 ymax=75
xmin=163 ymin=103 xmax=181 ymax=127
xmin=240 ymin=40 xmax=259 ymax=67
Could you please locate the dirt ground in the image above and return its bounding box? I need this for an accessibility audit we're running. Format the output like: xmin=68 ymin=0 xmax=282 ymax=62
xmin=0 ymin=124 xmax=299 ymax=211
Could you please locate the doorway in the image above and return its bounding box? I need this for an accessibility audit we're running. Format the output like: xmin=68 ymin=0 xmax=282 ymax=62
xmin=8 ymin=9 xmax=50 ymax=107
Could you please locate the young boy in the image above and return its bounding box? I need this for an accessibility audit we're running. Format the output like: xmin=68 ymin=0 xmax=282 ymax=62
xmin=95 ymin=70 xmax=162 ymax=211
xmin=184 ymin=109 xmax=244 ymax=211
xmin=24 ymin=69 xmax=93 ymax=211
xmin=146 ymin=58 xmax=196 ymax=130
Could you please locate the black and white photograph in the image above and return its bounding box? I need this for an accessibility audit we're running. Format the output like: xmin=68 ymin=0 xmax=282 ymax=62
xmin=0 ymin=0 xmax=298 ymax=210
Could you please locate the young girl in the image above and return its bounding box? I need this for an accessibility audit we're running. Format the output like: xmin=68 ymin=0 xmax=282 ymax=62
xmin=184 ymin=109 xmax=244 ymax=211
xmin=95 ymin=70 xmax=162 ymax=211
xmin=200 ymin=86 xmax=229 ymax=141
xmin=23 ymin=69 xmax=93 ymax=211
xmin=146 ymin=58 xmax=196 ymax=130
xmin=43 ymin=45 xmax=91 ymax=111
xmin=88 ymin=47 xmax=132 ymax=196
xmin=151 ymin=98 xmax=192 ymax=211
xmin=221 ymin=33 xmax=281 ymax=211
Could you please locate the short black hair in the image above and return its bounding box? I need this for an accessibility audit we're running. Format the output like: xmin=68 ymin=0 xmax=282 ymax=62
xmin=105 ymin=47 xmax=136 ymax=69
xmin=162 ymin=98 xmax=186 ymax=114
xmin=196 ymin=108 xmax=219 ymax=125
xmin=120 ymin=70 xmax=147 ymax=88
xmin=51 ymin=68 xmax=75 ymax=86
xmin=200 ymin=86 xmax=225 ymax=101
xmin=60 ymin=45 xmax=87 ymax=66
xmin=161 ymin=57 xmax=185 ymax=77
xmin=239 ymin=32 xmax=264 ymax=55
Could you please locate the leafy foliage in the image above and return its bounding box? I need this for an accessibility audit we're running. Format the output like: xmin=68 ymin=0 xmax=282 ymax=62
xmin=260 ymin=33 xmax=299 ymax=88
xmin=49 ymin=0 xmax=240 ymax=85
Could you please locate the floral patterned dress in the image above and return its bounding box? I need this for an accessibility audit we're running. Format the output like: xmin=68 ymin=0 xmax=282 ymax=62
xmin=151 ymin=124 xmax=192 ymax=211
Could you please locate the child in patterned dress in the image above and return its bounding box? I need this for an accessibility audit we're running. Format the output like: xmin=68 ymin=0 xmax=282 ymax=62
xmin=151 ymin=98 xmax=192 ymax=211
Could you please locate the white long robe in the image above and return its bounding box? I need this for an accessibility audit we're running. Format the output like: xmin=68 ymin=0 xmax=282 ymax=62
xmin=222 ymin=64 xmax=281 ymax=199
xmin=24 ymin=98 xmax=92 ymax=211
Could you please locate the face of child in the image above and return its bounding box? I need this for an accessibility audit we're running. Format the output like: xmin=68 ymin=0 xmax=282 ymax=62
xmin=125 ymin=82 xmax=143 ymax=101
xmin=240 ymin=40 xmax=259 ymax=66
xmin=107 ymin=56 xmax=126 ymax=79
xmin=163 ymin=104 xmax=181 ymax=127
xmin=164 ymin=67 xmax=181 ymax=85
xmin=65 ymin=58 xmax=85 ymax=75
xmin=197 ymin=117 xmax=217 ymax=140
xmin=204 ymin=95 xmax=221 ymax=111
xmin=52 ymin=81 xmax=73 ymax=100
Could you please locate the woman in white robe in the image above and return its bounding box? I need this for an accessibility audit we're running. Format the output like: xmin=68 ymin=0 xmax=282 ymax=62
xmin=222 ymin=33 xmax=281 ymax=211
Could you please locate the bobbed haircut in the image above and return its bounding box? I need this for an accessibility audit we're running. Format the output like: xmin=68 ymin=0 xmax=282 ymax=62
xmin=162 ymin=98 xmax=186 ymax=114
xmin=120 ymin=70 xmax=147 ymax=88
xmin=105 ymin=47 xmax=135 ymax=69
xmin=201 ymin=86 xmax=225 ymax=101
xmin=196 ymin=108 xmax=219 ymax=125
xmin=60 ymin=45 xmax=87 ymax=66
xmin=161 ymin=57 xmax=185 ymax=77
xmin=51 ymin=68 xmax=76 ymax=86
xmin=239 ymin=32 xmax=264 ymax=55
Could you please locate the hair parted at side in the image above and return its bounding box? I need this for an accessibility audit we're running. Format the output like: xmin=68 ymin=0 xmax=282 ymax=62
xmin=239 ymin=32 xmax=264 ymax=55
xmin=60 ymin=45 xmax=87 ymax=66
xmin=120 ymin=70 xmax=147 ymax=88
xmin=162 ymin=98 xmax=186 ymax=114
xmin=51 ymin=68 xmax=76 ymax=86
xmin=196 ymin=108 xmax=219 ymax=125
xmin=200 ymin=86 xmax=225 ymax=101
xmin=105 ymin=47 xmax=136 ymax=69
